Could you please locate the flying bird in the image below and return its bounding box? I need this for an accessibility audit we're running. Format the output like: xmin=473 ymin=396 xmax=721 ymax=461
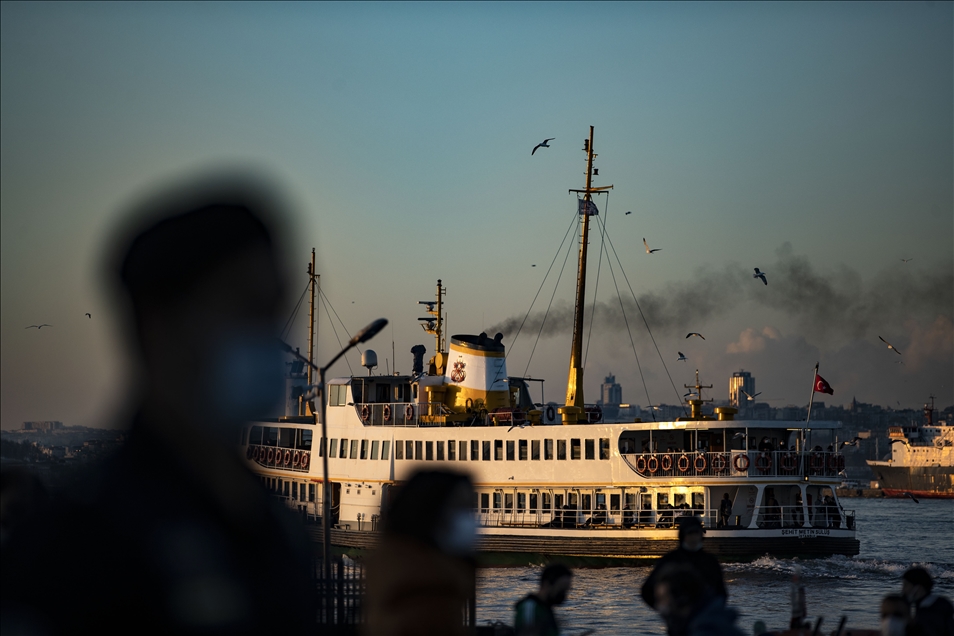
xmin=900 ymin=258 xmax=913 ymax=263
xmin=643 ymin=238 xmax=661 ymax=254
xmin=686 ymin=332 xmax=705 ymax=340
xmin=507 ymin=422 xmax=529 ymax=433
xmin=677 ymin=352 xmax=687 ymax=362
xmin=531 ymin=138 xmax=554 ymax=155
xmin=625 ymin=211 xmax=632 ymax=215
xmin=753 ymin=268 xmax=768 ymax=285
xmin=878 ymin=336 xmax=902 ymax=355
xmin=732 ymin=432 xmax=746 ymax=439
xmin=840 ymin=437 xmax=863 ymax=449
xmin=531 ymin=264 xmax=536 ymax=267
xmin=85 ymin=313 xmax=91 ymax=318
xmin=741 ymin=390 xmax=762 ymax=401
xmin=25 ymin=324 xmax=52 ymax=329
xmin=901 ymin=492 xmax=920 ymax=504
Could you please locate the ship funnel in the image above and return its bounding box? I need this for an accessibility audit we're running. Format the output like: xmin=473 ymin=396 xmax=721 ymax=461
xmin=444 ymin=334 xmax=509 ymax=411
xmin=361 ymin=350 xmax=378 ymax=376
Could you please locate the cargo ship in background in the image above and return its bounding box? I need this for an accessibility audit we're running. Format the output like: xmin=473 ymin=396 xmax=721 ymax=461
xmin=867 ymin=397 xmax=954 ymax=499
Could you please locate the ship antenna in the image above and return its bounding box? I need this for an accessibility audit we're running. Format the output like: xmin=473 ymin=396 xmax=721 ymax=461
xmin=306 ymin=249 xmax=318 ymax=415
xmin=563 ymin=126 xmax=612 ymax=423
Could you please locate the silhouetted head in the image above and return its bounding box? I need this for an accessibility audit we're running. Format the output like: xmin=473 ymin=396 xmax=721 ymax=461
xmin=384 ymin=470 xmax=476 ymax=557
xmin=654 ymin=564 xmax=708 ymax=631
xmin=901 ymin=567 xmax=933 ymax=603
xmin=880 ymin=594 xmax=911 ymax=636
xmin=116 ymin=186 xmax=287 ymax=435
xmin=677 ymin=516 xmax=705 ymax=551
xmin=538 ymin=563 xmax=573 ymax=606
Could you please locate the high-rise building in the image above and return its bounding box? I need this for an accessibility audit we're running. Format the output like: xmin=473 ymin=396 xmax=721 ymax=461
xmin=729 ymin=370 xmax=755 ymax=408
xmin=601 ymin=374 xmax=622 ymax=406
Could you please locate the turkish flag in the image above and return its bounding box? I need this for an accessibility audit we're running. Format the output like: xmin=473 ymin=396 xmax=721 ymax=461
xmin=814 ymin=374 xmax=834 ymax=395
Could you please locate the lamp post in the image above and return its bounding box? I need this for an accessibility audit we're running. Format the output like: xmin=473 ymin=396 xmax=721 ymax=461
xmin=280 ymin=317 xmax=387 ymax=619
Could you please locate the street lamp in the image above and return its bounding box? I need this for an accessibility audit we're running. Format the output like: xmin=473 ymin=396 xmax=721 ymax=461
xmin=279 ymin=317 xmax=387 ymax=614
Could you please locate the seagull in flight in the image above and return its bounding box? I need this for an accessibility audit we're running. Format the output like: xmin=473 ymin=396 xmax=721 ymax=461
xmin=677 ymin=352 xmax=687 ymax=362
xmin=531 ymin=264 xmax=536 ymax=267
xmin=900 ymin=258 xmax=913 ymax=263
xmin=686 ymin=332 xmax=705 ymax=340
xmin=878 ymin=336 xmax=902 ymax=355
xmin=840 ymin=437 xmax=863 ymax=449
xmin=625 ymin=211 xmax=632 ymax=215
xmin=25 ymin=324 xmax=52 ymax=329
xmin=901 ymin=492 xmax=920 ymax=504
xmin=531 ymin=138 xmax=554 ymax=155
xmin=753 ymin=268 xmax=768 ymax=285
xmin=507 ymin=422 xmax=529 ymax=433
xmin=740 ymin=389 xmax=762 ymax=401
xmin=643 ymin=238 xmax=661 ymax=254
xmin=85 ymin=313 xmax=91 ymax=319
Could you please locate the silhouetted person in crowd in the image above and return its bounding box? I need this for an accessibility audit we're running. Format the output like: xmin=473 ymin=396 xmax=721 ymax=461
xmin=763 ymin=490 xmax=781 ymax=529
xmin=652 ymin=564 xmax=743 ymax=636
xmin=718 ymin=493 xmax=733 ymax=529
xmin=1 ymin=184 xmax=318 ymax=635
xmin=364 ymin=470 xmax=476 ymax=636
xmin=792 ymin=491 xmax=804 ymax=527
xmin=901 ymin=567 xmax=954 ymax=636
xmin=641 ymin=516 xmax=727 ymax=611
xmin=514 ymin=563 xmax=574 ymax=636
xmin=881 ymin=594 xmax=919 ymax=636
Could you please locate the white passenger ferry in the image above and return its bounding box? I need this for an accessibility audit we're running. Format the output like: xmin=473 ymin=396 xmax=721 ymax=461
xmin=243 ymin=127 xmax=859 ymax=564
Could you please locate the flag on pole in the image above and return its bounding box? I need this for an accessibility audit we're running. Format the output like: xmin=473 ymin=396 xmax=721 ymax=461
xmin=578 ymin=199 xmax=599 ymax=216
xmin=813 ymin=373 xmax=834 ymax=395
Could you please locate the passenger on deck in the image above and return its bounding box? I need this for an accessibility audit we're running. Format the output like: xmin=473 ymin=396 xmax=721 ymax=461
xmin=792 ymin=491 xmax=805 ymax=527
xmin=588 ymin=504 xmax=607 ymax=526
xmin=902 ymin=567 xmax=954 ymax=636
xmin=758 ymin=437 xmax=773 ymax=452
xmin=763 ymin=491 xmax=781 ymax=529
xmin=717 ymin=493 xmax=733 ymax=529
xmin=640 ymin=517 xmax=728 ymax=612
xmin=622 ymin=504 xmax=636 ymax=529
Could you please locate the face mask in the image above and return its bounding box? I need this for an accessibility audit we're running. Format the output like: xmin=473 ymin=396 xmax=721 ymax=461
xmin=682 ymin=536 xmax=703 ymax=552
xmin=439 ymin=510 xmax=477 ymax=556
xmin=881 ymin=617 xmax=906 ymax=636
xmin=209 ymin=333 xmax=284 ymax=425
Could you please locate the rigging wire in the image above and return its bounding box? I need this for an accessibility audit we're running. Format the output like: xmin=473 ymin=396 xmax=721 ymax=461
xmin=583 ymin=192 xmax=609 ymax=367
xmin=600 ymin=220 xmax=688 ymax=414
xmin=280 ymin=277 xmax=312 ymax=342
xmin=594 ymin=213 xmax=656 ymax=420
xmin=318 ymin=290 xmax=355 ymax=376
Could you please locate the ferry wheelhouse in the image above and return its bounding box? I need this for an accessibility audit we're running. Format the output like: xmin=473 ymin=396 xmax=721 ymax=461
xmin=244 ymin=127 xmax=859 ymax=564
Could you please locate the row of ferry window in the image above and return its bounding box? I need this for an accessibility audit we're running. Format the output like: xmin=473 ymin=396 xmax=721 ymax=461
xmin=246 ymin=426 xmax=313 ymax=450
xmin=322 ymin=438 xmax=612 ymax=461
xmin=260 ymin=476 xmax=317 ymax=503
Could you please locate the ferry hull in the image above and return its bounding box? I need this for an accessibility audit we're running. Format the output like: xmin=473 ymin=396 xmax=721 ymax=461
xmin=867 ymin=462 xmax=954 ymax=499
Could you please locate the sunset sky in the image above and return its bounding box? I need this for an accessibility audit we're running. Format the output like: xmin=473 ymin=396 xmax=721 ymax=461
xmin=2 ymin=2 xmax=951 ymax=429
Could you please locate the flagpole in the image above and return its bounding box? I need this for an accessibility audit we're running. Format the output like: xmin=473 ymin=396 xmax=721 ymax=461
xmin=805 ymin=362 xmax=818 ymax=449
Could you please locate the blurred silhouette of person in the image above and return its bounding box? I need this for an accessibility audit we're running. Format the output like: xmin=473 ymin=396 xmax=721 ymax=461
xmin=881 ymin=594 xmax=919 ymax=636
xmin=364 ymin=470 xmax=476 ymax=636
xmin=717 ymin=493 xmax=733 ymax=529
xmin=641 ymin=516 xmax=727 ymax=611
xmin=652 ymin=564 xmax=743 ymax=636
xmin=514 ymin=563 xmax=573 ymax=636
xmin=1 ymin=184 xmax=318 ymax=634
xmin=792 ymin=491 xmax=804 ymax=527
xmin=901 ymin=567 xmax=954 ymax=636
xmin=763 ymin=490 xmax=781 ymax=529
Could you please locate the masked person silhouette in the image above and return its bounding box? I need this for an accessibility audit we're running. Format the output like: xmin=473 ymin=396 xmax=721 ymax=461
xmin=0 ymin=184 xmax=318 ymax=635
xmin=514 ymin=563 xmax=574 ymax=636
xmin=641 ymin=516 xmax=727 ymax=613
xmin=901 ymin=567 xmax=954 ymax=636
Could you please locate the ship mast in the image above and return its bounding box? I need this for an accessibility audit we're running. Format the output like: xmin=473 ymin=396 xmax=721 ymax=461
xmin=306 ymin=248 xmax=318 ymax=416
xmin=562 ymin=126 xmax=613 ymax=423
xmin=419 ymin=279 xmax=447 ymax=374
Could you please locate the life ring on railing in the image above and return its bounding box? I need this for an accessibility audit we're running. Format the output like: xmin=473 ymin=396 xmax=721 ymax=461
xmin=811 ymin=453 xmax=825 ymax=471
xmin=836 ymin=455 xmax=846 ymax=472
xmin=756 ymin=452 xmax=772 ymax=473
xmin=246 ymin=445 xmax=254 ymax=459
xmin=781 ymin=453 xmax=797 ymax=472
xmin=635 ymin=455 xmax=648 ymax=473
xmin=283 ymin=450 xmax=292 ymax=466
xmin=827 ymin=453 xmax=839 ymax=471
xmin=251 ymin=446 xmax=260 ymax=462
xmin=383 ymin=405 xmax=392 ymax=422
xmin=465 ymin=398 xmax=474 ymax=411
xmin=300 ymin=453 xmax=309 ymax=470
xmin=660 ymin=454 xmax=673 ymax=472
xmin=733 ymin=453 xmax=749 ymax=472
xmin=545 ymin=405 xmax=556 ymax=421
xmin=712 ymin=454 xmax=727 ymax=472
xmin=361 ymin=405 xmax=370 ymax=421
xmin=266 ymin=448 xmax=275 ymax=464
xmin=293 ymin=450 xmax=301 ymax=467
xmin=647 ymin=455 xmax=659 ymax=474
xmin=677 ymin=454 xmax=691 ymax=473
xmin=405 ymin=404 xmax=415 ymax=421
xmin=694 ymin=454 xmax=707 ymax=472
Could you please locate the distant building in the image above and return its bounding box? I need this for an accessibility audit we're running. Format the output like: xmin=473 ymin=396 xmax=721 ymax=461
xmin=21 ymin=421 xmax=63 ymax=432
xmin=728 ymin=370 xmax=755 ymax=408
xmin=600 ymin=374 xmax=622 ymax=406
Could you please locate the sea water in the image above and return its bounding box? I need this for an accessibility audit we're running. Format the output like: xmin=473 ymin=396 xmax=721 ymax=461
xmin=475 ymin=498 xmax=954 ymax=635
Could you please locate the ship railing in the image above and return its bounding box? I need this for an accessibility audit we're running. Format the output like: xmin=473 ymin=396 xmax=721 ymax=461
xmin=621 ymin=450 xmax=846 ymax=479
xmin=756 ymin=504 xmax=855 ymax=530
xmin=354 ymin=401 xmax=447 ymax=426
xmin=245 ymin=443 xmax=312 ymax=472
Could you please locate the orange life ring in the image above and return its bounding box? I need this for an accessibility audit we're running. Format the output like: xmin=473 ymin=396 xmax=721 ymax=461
xmin=300 ymin=453 xmax=310 ymax=470
xmin=293 ymin=450 xmax=301 ymax=467
xmin=811 ymin=453 xmax=825 ymax=471
xmin=250 ymin=446 xmax=259 ymax=462
xmin=246 ymin=445 xmax=254 ymax=459
xmin=756 ymin=452 xmax=772 ymax=473
xmin=635 ymin=455 xmax=648 ymax=472
xmin=781 ymin=453 xmax=797 ymax=472
xmin=283 ymin=449 xmax=292 ymax=466
xmin=827 ymin=453 xmax=838 ymax=471
xmin=712 ymin=454 xmax=727 ymax=472
xmin=266 ymin=448 xmax=275 ymax=464
xmin=647 ymin=455 xmax=659 ymax=473
xmin=694 ymin=454 xmax=707 ymax=472
xmin=383 ymin=405 xmax=392 ymax=422
xmin=660 ymin=454 xmax=673 ymax=472
xmin=545 ymin=405 xmax=556 ymax=421
xmin=361 ymin=405 xmax=370 ymax=421
xmin=677 ymin=454 xmax=691 ymax=473
xmin=405 ymin=404 xmax=415 ymax=421
xmin=465 ymin=398 xmax=474 ymax=411
xmin=734 ymin=453 xmax=749 ymax=472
